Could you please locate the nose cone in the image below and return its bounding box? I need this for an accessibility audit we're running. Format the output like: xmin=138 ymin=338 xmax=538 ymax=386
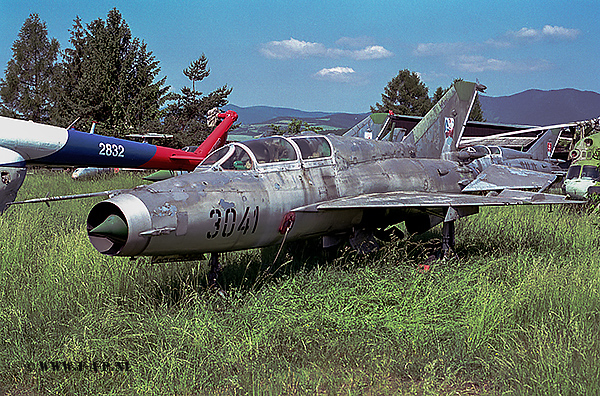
xmin=87 ymin=193 xmax=152 ymax=256
xmin=89 ymin=214 xmax=128 ymax=241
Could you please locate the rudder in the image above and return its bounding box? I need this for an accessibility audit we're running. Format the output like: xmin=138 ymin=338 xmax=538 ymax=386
xmin=403 ymin=81 xmax=484 ymax=159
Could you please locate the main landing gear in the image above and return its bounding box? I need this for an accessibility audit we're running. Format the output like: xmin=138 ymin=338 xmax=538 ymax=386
xmin=441 ymin=220 xmax=456 ymax=258
xmin=207 ymin=253 xmax=222 ymax=287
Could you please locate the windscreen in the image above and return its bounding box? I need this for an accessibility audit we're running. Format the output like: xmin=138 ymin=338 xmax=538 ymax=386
xmin=291 ymin=136 xmax=332 ymax=159
xmin=581 ymin=165 xmax=599 ymax=180
xmin=199 ymin=146 xmax=232 ymax=167
xmin=566 ymin=165 xmax=581 ymax=180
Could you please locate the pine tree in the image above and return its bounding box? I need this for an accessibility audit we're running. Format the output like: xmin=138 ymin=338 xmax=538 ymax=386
xmin=160 ymin=55 xmax=232 ymax=147
xmin=53 ymin=9 xmax=169 ymax=135
xmin=0 ymin=14 xmax=59 ymax=122
xmin=469 ymin=96 xmax=485 ymax=122
xmin=183 ymin=54 xmax=210 ymax=93
xmin=371 ymin=69 xmax=432 ymax=116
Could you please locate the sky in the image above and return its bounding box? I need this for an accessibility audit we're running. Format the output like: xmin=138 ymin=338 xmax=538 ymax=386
xmin=0 ymin=0 xmax=598 ymax=114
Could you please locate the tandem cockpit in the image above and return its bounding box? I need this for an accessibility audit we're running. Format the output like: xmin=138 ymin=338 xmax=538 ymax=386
xmin=195 ymin=135 xmax=333 ymax=172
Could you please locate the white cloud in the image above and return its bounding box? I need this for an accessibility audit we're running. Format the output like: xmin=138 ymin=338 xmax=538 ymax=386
xmin=514 ymin=27 xmax=540 ymax=39
xmin=413 ymin=42 xmax=473 ymax=57
xmin=260 ymin=38 xmax=393 ymax=60
xmin=542 ymin=25 xmax=580 ymax=39
xmin=451 ymin=55 xmax=552 ymax=73
xmin=413 ymin=25 xmax=577 ymax=74
xmin=260 ymin=38 xmax=327 ymax=59
xmin=452 ymin=56 xmax=513 ymax=72
xmin=314 ymin=67 xmax=357 ymax=82
xmin=335 ymin=36 xmax=375 ymax=49
xmin=509 ymin=25 xmax=580 ymax=41
xmin=351 ymin=45 xmax=393 ymax=60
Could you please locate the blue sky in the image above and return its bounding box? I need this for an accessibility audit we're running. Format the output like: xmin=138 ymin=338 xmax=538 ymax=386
xmin=1 ymin=0 xmax=598 ymax=113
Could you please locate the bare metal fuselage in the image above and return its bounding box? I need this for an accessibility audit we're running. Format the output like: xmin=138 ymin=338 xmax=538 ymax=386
xmin=88 ymin=135 xmax=473 ymax=257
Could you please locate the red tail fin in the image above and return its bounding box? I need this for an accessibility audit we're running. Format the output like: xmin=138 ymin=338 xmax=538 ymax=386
xmin=194 ymin=110 xmax=238 ymax=157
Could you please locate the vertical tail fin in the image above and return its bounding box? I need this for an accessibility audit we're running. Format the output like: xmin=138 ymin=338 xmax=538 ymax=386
xmin=193 ymin=110 xmax=238 ymax=158
xmin=526 ymin=127 xmax=561 ymax=161
xmin=403 ymin=81 xmax=484 ymax=159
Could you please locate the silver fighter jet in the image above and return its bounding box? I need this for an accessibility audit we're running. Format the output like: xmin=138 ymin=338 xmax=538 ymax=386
xmin=86 ymin=81 xmax=576 ymax=283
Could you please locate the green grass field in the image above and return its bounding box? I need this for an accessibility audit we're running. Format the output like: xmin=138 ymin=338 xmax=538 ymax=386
xmin=0 ymin=171 xmax=598 ymax=395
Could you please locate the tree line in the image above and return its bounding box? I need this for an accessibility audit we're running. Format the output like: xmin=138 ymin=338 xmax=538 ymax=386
xmin=0 ymin=9 xmax=482 ymax=147
xmin=0 ymin=9 xmax=229 ymax=147
xmin=371 ymin=69 xmax=484 ymax=121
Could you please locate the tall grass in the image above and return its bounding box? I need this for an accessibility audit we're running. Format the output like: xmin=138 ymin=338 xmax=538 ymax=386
xmin=0 ymin=170 xmax=598 ymax=395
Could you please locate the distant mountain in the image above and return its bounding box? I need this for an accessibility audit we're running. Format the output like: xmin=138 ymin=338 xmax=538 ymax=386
xmin=224 ymin=104 xmax=368 ymax=138
xmin=225 ymin=88 xmax=600 ymax=138
xmin=479 ymin=88 xmax=600 ymax=125
xmin=224 ymin=104 xmax=332 ymax=125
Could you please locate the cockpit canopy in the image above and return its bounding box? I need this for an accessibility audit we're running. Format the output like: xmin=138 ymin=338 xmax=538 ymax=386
xmin=196 ymin=135 xmax=332 ymax=171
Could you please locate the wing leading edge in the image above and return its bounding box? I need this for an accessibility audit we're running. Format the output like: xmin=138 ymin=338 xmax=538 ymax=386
xmin=292 ymin=189 xmax=576 ymax=213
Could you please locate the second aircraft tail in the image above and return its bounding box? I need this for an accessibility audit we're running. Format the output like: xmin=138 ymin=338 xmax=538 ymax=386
xmin=403 ymin=80 xmax=484 ymax=159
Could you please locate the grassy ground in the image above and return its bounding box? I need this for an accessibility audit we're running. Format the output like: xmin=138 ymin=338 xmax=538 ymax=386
xmin=0 ymin=171 xmax=598 ymax=395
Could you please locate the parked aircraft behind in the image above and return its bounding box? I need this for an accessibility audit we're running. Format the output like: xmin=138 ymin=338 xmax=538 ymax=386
xmin=83 ymin=81 xmax=579 ymax=285
xmin=72 ymin=167 xmax=119 ymax=180
xmin=0 ymin=110 xmax=237 ymax=213
xmin=457 ymin=126 xmax=568 ymax=193
xmin=563 ymin=127 xmax=600 ymax=199
xmin=345 ymin=97 xmax=570 ymax=193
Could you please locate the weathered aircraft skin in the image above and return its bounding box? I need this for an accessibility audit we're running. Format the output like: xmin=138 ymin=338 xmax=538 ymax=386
xmin=458 ymin=127 xmax=565 ymax=193
xmin=347 ymin=101 xmax=570 ymax=193
xmin=87 ymin=81 xmax=576 ymax=263
xmin=0 ymin=111 xmax=237 ymax=213
xmin=88 ymin=135 xmax=468 ymax=256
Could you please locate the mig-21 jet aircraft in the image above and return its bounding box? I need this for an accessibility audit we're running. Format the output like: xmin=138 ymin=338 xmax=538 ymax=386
xmin=83 ymin=81 xmax=578 ymax=284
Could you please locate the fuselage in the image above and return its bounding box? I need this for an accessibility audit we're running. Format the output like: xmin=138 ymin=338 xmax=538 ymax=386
xmin=87 ymin=134 xmax=476 ymax=257
xmin=460 ymin=145 xmax=560 ymax=174
xmin=0 ymin=116 xmax=203 ymax=170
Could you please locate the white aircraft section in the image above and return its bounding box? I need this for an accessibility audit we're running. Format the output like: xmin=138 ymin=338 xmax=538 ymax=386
xmin=0 ymin=116 xmax=68 ymax=160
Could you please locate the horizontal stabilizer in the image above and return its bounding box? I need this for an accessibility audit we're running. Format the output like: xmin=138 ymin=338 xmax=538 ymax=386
xmin=462 ymin=164 xmax=557 ymax=193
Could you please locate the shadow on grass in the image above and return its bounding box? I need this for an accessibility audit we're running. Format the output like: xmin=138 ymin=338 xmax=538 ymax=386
xmin=120 ymin=238 xmax=341 ymax=309
xmin=124 ymin=230 xmax=456 ymax=309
